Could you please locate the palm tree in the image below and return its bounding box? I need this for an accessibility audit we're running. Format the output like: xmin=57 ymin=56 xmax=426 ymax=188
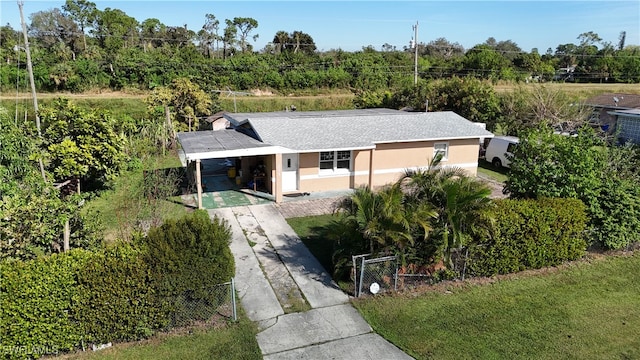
xmin=400 ymin=154 xmax=493 ymax=269
xmin=440 ymin=176 xmax=492 ymax=268
xmin=335 ymin=184 xmax=435 ymax=261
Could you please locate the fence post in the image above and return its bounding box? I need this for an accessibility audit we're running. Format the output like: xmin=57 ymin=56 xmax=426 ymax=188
xmin=231 ymin=278 xmax=237 ymax=321
xmin=394 ymin=258 xmax=399 ymax=291
xmin=358 ymin=256 xmax=366 ymax=297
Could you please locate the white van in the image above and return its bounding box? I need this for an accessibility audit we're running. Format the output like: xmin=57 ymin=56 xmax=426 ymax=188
xmin=484 ymin=136 xmax=519 ymax=168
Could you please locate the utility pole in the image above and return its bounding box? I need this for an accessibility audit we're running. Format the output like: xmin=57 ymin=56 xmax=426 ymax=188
xmin=413 ymin=21 xmax=419 ymax=85
xmin=18 ymin=0 xmax=46 ymax=182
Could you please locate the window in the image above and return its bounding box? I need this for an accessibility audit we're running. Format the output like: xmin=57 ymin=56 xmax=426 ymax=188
xmin=319 ymin=151 xmax=351 ymax=173
xmin=434 ymin=142 xmax=449 ymax=161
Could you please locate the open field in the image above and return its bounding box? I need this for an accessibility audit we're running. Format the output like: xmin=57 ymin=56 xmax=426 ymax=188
xmin=493 ymin=82 xmax=640 ymax=96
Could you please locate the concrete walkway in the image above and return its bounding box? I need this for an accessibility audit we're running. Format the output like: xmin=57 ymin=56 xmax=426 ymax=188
xmin=208 ymin=204 xmax=412 ymax=359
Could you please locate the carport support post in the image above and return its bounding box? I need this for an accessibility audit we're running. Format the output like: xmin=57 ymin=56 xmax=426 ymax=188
xmin=196 ymin=159 xmax=203 ymax=209
xmin=274 ymin=154 xmax=283 ymax=203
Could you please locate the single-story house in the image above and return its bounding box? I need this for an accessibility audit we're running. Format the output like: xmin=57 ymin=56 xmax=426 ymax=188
xmin=585 ymin=93 xmax=640 ymax=132
xmin=177 ymin=108 xmax=494 ymax=208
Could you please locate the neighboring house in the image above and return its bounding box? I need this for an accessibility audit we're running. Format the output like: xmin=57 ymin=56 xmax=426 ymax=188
xmin=585 ymin=93 xmax=640 ymax=134
xmin=608 ymin=108 xmax=640 ymax=144
xmin=177 ymin=109 xmax=494 ymax=207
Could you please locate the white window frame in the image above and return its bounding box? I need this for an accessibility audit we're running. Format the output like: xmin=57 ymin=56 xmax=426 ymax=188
xmin=319 ymin=150 xmax=352 ymax=175
xmin=434 ymin=142 xmax=449 ymax=161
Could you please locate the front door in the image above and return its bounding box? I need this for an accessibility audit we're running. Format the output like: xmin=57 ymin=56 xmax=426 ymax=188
xmin=282 ymin=153 xmax=298 ymax=192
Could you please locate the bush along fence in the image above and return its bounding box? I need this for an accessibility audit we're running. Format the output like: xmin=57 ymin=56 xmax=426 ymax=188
xmin=0 ymin=210 xmax=235 ymax=360
xmin=353 ymin=198 xmax=589 ymax=295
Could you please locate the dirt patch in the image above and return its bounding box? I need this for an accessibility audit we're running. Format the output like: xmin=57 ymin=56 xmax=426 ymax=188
xmin=476 ymin=173 xmax=507 ymax=199
xmin=251 ymin=89 xmax=274 ymax=97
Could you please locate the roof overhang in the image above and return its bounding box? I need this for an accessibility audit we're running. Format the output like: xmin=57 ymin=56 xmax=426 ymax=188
xmin=373 ymin=134 xmax=495 ymax=145
xmin=608 ymin=109 xmax=640 ymax=118
xmin=176 ymin=129 xmax=292 ymax=164
xmin=183 ymin=145 xmax=292 ymax=162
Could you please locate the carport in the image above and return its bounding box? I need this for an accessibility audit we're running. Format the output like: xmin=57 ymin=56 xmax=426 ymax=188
xmin=177 ymin=129 xmax=290 ymax=209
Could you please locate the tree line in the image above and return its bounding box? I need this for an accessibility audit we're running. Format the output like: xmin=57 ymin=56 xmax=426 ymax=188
xmin=1 ymin=0 xmax=639 ymax=94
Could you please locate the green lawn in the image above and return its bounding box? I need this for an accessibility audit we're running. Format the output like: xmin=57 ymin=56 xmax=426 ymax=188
xmin=353 ymin=253 xmax=640 ymax=360
xmin=477 ymin=159 xmax=509 ymax=183
xmin=59 ymin=318 xmax=261 ymax=360
xmin=287 ymin=214 xmax=337 ymax=277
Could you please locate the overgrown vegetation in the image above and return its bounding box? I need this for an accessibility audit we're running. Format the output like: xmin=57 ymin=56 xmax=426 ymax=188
xmin=0 ymin=211 xmax=234 ymax=359
xmin=1 ymin=3 xmax=638 ymax=96
xmin=505 ymin=126 xmax=640 ymax=249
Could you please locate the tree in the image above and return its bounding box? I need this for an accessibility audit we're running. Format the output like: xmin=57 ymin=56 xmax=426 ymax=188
xmin=272 ymin=30 xmax=289 ymax=54
xmin=463 ymin=44 xmax=511 ymax=79
xmin=401 ymin=154 xmax=492 ymax=268
xmin=505 ymin=125 xmax=640 ymax=249
xmin=93 ymin=8 xmax=139 ymax=54
xmin=498 ymin=85 xmax=590 ymax=136
xmin=222 ymin=19 xmax=237 ymax=59
xmin=0 ymin=107 xmax=97 ymax=260
xmin=232 ymin=17 xmax=258 ymax=53
xmin=199 ymin=13 xmax=220 ymax=58
xmin=29 ymin=8 xmax=81 ymax=61
xmin=41 ymin=98 xmax=126 ymax=190
xmin=334 ymin=184 xmax=436 ymax=264
xmin=424 ymin=37 xmax=464 ymax=59
xmin=145 ymin=78 xmax=214 ymax=137
xmin=139 ymin=18 xmax=166 ymax=51
xmin=62 ymin=0 xmax=97 ymax=51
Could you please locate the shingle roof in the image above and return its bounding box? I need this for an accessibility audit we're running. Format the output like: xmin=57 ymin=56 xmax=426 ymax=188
xmin=226 ymin=110 xmax=494 ymax=152
xmin=585 ymin=93 xmax=640 ymax=109
xmin=177 ymin=128 xmax=270 ymax=154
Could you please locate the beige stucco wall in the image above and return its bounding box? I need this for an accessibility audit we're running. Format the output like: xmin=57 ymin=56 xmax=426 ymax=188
xmin=293 ymin=140 xmax=480 ymax=194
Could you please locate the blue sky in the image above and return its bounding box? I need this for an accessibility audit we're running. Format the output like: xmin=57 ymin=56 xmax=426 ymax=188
xmin=1 ymin=1 xmax=638 ymax=52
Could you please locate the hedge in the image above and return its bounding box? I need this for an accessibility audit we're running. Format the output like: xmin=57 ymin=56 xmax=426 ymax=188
xmin=0 ymin=210 xmax=233 ymax=359
xmin=0 ymin=250 xmax=91 ymax=359
xmin=468 ymin=198 xmax=588 ymax=276
xmin=74 ymin=243 xmax=165 ymax=343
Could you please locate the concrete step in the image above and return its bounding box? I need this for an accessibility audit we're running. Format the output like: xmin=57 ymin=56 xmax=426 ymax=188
xmin=257 ymin=304 xmax=372 ymax=356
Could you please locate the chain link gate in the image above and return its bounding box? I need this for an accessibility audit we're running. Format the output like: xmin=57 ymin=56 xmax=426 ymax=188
xmin=353 ymin=254 xmax=398 ymax=297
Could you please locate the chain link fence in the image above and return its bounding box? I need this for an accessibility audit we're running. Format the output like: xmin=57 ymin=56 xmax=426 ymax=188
xmin=167 ymin=279 xmax=237 ymax=328
xmin=353 ymin=254 xmax=398 ymax=297
xmin=352 ymin=250 xmax=478 ymax=296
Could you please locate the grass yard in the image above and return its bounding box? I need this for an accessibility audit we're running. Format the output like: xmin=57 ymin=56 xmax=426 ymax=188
xmin=353 ymin=253 xmax=640 ymax=360
xmin=58 ymin=317 xmax=261 ymax=360
xmin=477 ymin=159 xmax=510 ymax=183
xmin=287 ymin=214 xmax=337 ymax=276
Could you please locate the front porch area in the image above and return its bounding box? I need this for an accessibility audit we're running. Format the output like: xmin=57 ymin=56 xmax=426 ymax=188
xmin=181 ymin=171 xmax=354 ymax=210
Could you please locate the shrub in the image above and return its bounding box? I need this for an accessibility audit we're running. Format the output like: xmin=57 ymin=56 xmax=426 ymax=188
xmin=0 ymin=250 xmax=91 ymax=359
xmin=0 ymin=211 xmax=235 ymax=357
xmin=468 ymin=198 xmax=588 ymax=276
xmin=73 ymin=242 xmax=163 ymax=343
xmin=143 ymin=210 xmax=234 ymax=325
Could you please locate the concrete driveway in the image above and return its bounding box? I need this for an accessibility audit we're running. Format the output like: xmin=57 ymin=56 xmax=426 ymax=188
xmin=208 ymin=203 xmax=412 ymax=359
